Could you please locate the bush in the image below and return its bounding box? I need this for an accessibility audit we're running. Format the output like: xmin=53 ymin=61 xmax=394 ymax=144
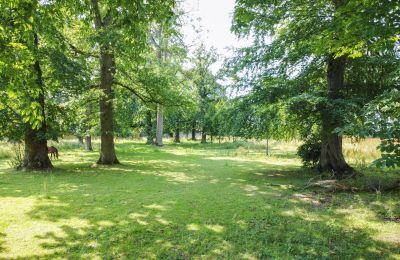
xmin=8 ymin=143 xmax=24 ymax=169
xmin=297 ymin=138 xmax=321 ymax=168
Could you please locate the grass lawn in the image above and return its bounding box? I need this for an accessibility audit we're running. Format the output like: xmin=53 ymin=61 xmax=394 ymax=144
xmin=0 ymin=140 xmax=399 ymax=259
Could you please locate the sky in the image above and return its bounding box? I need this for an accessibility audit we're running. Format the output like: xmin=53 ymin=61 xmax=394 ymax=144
xmin=181 ymin=0 xmax=250 ymax=72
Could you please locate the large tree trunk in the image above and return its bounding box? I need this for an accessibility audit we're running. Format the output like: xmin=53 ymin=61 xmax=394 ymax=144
xmin=22 ymin=33 xmax=52 ymax=170
xmin=85 ymin=135 xmax=93 ymax=151
xmin=156 ymin=104 xmax=163 ymax=146
xmin=319 ymin=55 xmax=353 ymax=178
xmin=92 ymin=0 xmax=118 ymax=164
xmin=145 ymin=110 xmax=154 ymax=145
xmin=97 ymin=50 xmax=119 ymax=164
xmin=22 ymin=126 xmax=52 ymax=170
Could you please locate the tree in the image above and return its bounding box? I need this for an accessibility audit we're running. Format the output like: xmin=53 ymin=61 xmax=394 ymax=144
xmin=232 ymin=0 xmax=399 ymax=177
xmin=0 ymin=0 xmax=87 ymax=170
xmin=63 ymin=0 xmax=176 ymax=163
xmin=189 ymin=44 xmax=218 ymax=144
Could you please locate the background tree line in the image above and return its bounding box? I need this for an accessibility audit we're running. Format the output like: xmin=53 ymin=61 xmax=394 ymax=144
xmin=0 ymin=0 xmax=398 ymax=178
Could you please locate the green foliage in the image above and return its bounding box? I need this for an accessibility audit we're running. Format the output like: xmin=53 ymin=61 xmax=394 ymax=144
xmin=297 ymin=135 xmax=322 ymax=168
xmin=366 ymin=90 xmax=400 ymax=168
xmin=341 ymin=90 xmax=400 ymax=168
xmin=0 ymin=0 xmax=89 ymax=142
xmin=7 ymin=142 xmax=24 ymax=169
xmin=230 ymin=0 xmax=399 ymax=169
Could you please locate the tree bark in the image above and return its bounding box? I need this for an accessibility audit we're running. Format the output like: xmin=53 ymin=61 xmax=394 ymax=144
xmin=77 ymin=136 xmax=84 ymax=146
xmin=145 ymin=110 xmax=154 ymax=145
xmin=91 ymin=0 xmax=118 ymax=164
xmin=191 ymin=121 xmax=196 ymax=141
xmin=156 ymin=104 xmax=163 ymax=146
xmin=174 ymin=127 xmax=180 ymax=143
xmin=85 ymin=135 xmax=93 ymax=151
xmin=97 ymin=50 xmax=119 ymax=164
xmin=319 ymin=55 xmax=353 ymax=178
xmin=201 ymin=130 xmax=207 ymax=144
xmin=22 ymin=126 xmax=52 ymax=170
xmin=21 ymin=32 xmax=52 ymax=170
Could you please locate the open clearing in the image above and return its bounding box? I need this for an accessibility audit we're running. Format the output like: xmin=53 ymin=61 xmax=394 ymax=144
xmin=0 ymin=140 xmax=399 ymax=259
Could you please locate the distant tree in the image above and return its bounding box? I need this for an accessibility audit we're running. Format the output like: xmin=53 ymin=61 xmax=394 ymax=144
xmin=189 ymin=44 xmax=220 ymax=143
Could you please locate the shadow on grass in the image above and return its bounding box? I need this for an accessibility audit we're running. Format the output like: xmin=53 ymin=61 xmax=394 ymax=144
xmin=0 ymin=142 xmax=398 ymax=258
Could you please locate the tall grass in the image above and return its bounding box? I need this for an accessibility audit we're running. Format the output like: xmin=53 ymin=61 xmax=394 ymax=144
xmin=48 ymin=136 xmax=101 ymax=151
xmin=0 ymin=142 xmax=14 ymax=159
xmin=343 ymin=138 xmax=381 ymax=167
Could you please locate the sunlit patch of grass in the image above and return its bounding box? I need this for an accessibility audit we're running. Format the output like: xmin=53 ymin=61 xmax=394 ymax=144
xmin=343 ymin=138 xmax=381 ymax=167
xmin=0 ymin=143 xmax=13 ymax=159
xmin=0 ymin=139 xmax=398 ymax=258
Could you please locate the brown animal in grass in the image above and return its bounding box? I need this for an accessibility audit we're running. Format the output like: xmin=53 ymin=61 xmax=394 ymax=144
xmin=47 ymin=146 xmax=59 ymax=159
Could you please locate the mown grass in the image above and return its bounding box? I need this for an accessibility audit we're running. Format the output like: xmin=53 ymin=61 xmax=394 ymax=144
xmin=0 ymin=139 xmax=399 ymax=259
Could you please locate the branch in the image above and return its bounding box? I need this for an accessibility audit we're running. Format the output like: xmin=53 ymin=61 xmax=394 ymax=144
xmin=113 ymin=80 xmax=152 ymax=103
xmin=90 ymin=0 xmax=103 ymax=28
xmin=116 ymin=68 xmax=165 ymax=105
xmin=67 ymin=42 xmax=99 ymax=58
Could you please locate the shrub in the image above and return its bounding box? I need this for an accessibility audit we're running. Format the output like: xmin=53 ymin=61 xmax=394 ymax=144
xmin=297 ymin=137 xmax=321 ymax=168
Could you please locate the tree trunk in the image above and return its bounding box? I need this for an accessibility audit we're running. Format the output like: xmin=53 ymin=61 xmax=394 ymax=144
xmin=201 ymin=130 xmax=207 ymax=144
xmin=85 ymin=135 xmax=93 ymax=151
xmin=92 ymin=0 xmax=118 ymax=164
xmin=191 ymin=127 xmax=196 ymax=141
xmin=22 ymin=126 xmax=52 ymax=170
xmin=174 ymin=127 xmax=180 ymax=143
xmin=156 ymin=104 xmax=163 ymax=146
xmin=97 ymin=50 xmax=119 ymax=164
xmin=145 ymin=110 xmax=154 ymax=145
xmin=22 ymin=33 xmax=52 ymax=170
xmin=319 ymin=55 xmax=353 ymax=178
xmin=266 ymin=139 xmax=269 ymax=156
xmin=77 ymin=136 xmax=84 ymax=146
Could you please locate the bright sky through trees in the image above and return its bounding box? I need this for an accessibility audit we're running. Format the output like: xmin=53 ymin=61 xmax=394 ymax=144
xmin=182 ymin=0 xmax=250 ymax=73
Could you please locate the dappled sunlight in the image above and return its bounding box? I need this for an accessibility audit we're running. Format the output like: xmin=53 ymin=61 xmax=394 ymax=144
xmin=128 ymin=212 xmax=149 ymax=225
xmin=137 ymin=169 xmax=198 ymax=184
xmin=186 ymin=223 xmax=224 ymax=233
xmin=56 ymin=183 xmax=85 ymax=193
xmin=155 ymin=215 xmax=171 ymax=225
xmin=241 ymin=252 xmax=258 ymax=260
xmin=144 ymin=204 xmax=167 ymax=211
xmin=0 ymin=140 xmax=398 ymax=258
xmin=0 ymin=197 xmax=37 ymax=222
xmin=212 ymin=240 xmax=232 ymax=255
xmin=187 ymin=223 xmax=200 ymax=231
xmin=205 ymin=224 xmax=224 ymax=233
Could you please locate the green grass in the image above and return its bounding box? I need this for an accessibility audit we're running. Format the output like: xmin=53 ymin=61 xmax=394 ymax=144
xmin=0 ymin=139 xmax=399 ymax=259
